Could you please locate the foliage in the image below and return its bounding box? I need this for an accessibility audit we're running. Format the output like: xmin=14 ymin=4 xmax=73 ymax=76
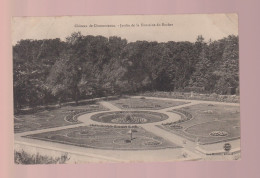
xmin=13 ymin=34 xmax=239 ymax=109
xmin=14 ymin=150 xmax=70 ymax=164
xmin=46 ymin=49 xmax=81 ymax=104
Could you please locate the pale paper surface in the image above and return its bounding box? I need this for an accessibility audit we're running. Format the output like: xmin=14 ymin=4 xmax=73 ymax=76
xmin=12 ymin=14 xmax=238 ymax=44
xmin=1 ymin=0 xmax=260 ymax=178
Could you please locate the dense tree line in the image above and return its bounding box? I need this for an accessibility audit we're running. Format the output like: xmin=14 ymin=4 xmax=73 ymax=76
xmin=13 ymin=33 xmax=239 ymax=110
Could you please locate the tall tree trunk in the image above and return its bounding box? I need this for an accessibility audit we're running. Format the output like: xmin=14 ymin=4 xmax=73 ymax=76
xmin=58 ymin=97 xmax=62 ymax=108
xmin=74 ymin=86 xmax=80 ymax=105
xmin=148 ymin=73 xmax=155 ymax=91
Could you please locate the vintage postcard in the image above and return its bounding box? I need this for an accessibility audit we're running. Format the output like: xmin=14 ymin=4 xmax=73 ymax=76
xmin=12 ymin=14 xmax=240 ymax=164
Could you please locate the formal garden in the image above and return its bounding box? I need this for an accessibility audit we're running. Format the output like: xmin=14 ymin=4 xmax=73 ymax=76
xmin=24 ymin=125 xmax=180 ymax=150
xmin=159 ymin=103 xmax=240 ymax=145
xmin=13 ymin=33 xmax=240 ymax=161
xmin=14 ymin=102 xmax=108 ymax=133
xmin=15 ymin=97 xmax=240 ymax=150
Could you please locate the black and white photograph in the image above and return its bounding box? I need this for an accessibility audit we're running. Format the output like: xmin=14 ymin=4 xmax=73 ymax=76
xmin=12 ymin=14 xmax=240 ymax=164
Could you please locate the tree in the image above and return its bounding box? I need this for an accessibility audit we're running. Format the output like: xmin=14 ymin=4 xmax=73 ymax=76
xmin=121 ymin=41 xmax=151 ymax=92
xmin=13 ymin=33 xmax=240 ymax=111
xmin=13 ymin=38 xmax=66 ymax=110
xmin=214 ymin=35 xmax=239 ymax=94
xmin=189 ymin=45 xmax=212 ymax=90
xmin=46 ymin=49 xmax=82 ymax=105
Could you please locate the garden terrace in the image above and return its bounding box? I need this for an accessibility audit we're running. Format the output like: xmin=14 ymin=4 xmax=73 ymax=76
xmin=159 ymin=103 xmax=240 ymax=145
xmin=14 ymin=103 xmax=108 ymax=133
xmin=24 ymin=126 xmax=180 ymax=150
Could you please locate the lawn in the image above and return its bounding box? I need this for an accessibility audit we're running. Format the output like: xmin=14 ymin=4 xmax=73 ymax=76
xmin=109 ymin=98 xmax=189 ymax=110
xmin=14 ymin=103 xmax=108 ymax=133
xmin=24 ymin=126 xmax=180 ymax=150
xmin=159 ymin=103 xmax=240 ymax=145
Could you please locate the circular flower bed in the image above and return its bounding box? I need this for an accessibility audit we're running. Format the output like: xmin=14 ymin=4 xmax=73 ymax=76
xmin=209 ymin=131 xmax=228 ymax=137
xmin=111 ymin=115 xmax=147 ymax=124
xmin=91 ymin=111 xmax=168 ymax=124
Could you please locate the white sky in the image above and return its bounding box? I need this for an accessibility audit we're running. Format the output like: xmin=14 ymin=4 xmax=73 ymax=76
xmin=12 ymin=14 xmax=238 ymax=45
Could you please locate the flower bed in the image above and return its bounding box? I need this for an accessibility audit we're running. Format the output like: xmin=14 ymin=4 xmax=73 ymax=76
xmin=169 ymin=125 xmax=183 ymax=129
xmin=162 ymin=109 xmax=192 ymax=127
xmin=209 ymin=131 xmax=229 ymax=137
xmin=91 ymin=111 xmax=168 ymax=124
xmin=64 ymin=106 xmax=106 ymax=123
xmin=25 ymin=126 xmax=180 ymax=150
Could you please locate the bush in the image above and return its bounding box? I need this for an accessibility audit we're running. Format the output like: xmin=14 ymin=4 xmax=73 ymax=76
xmin=14 ymin=150 xmax=70 ymax=164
